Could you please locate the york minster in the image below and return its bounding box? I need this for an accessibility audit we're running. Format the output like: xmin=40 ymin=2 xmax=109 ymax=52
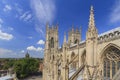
xmin=43 ymin=6 xmax=120 ymax=80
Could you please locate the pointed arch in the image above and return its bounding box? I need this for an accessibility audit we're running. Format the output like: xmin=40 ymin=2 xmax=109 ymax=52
xmin=71 ymin=52 xmax=75 ymax=59
xmin=100 ymin=43 xmax=120 ymax=79
xmin=50 ymin=37 xmax=54 ymax=48
xmin=100 ymin=43 xmax=120 ymax=59
xmin=81 ymin=49 xmax=86 ymax=65
xmin=74 ymin=39 xmax=78 ymax=44
xmin=71 ymin=52 xmax=76 ymax=69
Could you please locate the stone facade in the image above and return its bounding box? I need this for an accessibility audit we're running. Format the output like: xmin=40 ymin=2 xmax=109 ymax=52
xmin=43 ymin=6 xmax=120 ymax=80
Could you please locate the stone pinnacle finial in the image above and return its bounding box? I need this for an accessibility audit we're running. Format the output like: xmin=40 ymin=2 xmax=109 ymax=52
xmin=80 ymin=26 xmax=82 ymax=34
xmin=72 ymin=24 xmax=74 ymax=32
xmin=89 ymin=5 xmax=95 ymax=29
xmin=64 ymin=32 xmax=66 ymax=43
xmin=91 ymin=5 xmax=93 ymax=11
xmin=46 ymin=22 xmax=48 ymax=26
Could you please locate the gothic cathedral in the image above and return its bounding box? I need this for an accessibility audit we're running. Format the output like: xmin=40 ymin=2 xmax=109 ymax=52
xmin=43 ymin=6 xmax=120 ymax=80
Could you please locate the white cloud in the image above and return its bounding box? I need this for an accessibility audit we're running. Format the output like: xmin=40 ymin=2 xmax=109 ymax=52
xmin=0 ymin=48 xmax=25 ymax=58
xmin=0 ymin=18 xmax=3 ymax=24
xmin=0 ymin=18 xmax=3 ymax=28
xmin=110 ymin=1 xmax=120 ymax=23
xmin=3 ymin=5 xmax=12 ymax=12
xmin=21 ymin=50 xmax=25 ymax=53
xmin=0 ymin=48 xmax=15 ymax=58
xmin=35 ymin=24 xmax=45 ymax=37
xmin=28 ymin=36 xmax=33 ymax=39
xmin=30 ymin=0 xmax=56 ymax=24
xmin=14 ymin=3 xmax=23 ymax=15
xmin=20 ymin=11 xmax=32 ymax=21
xmin=30 ymin=0 xmax=56 ymax=36
xmin=24 ymin=14 xmax=32 ymax=21
xmin=0 ymin=48 xmax=12 ymax=54
xmin=27 ymin=46 xmax=43 ymax=52
xmin=0 ymin=48 xmax=43 ymax=58
xmin=37 ymin=39 xmax=45 ymax=45
xmin=8 ymin=27 xmax=14 ymax=31
xmin=0 ymin=30 xmax=13 ymax=40
xmin=0 ymin=24 xmax=2 ymax=28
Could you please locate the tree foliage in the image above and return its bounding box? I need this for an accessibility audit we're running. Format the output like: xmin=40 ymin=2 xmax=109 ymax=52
xmin=0 ymin=58 xmax=41 ymax=79
xmin=14 ymin=58 xmax=39 ymax=78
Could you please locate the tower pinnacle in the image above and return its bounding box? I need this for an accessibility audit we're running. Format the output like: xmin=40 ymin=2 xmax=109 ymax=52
xmin=87 ymin=5 xmax=98 ymax=39
xmin=88 ymin=5 xmax=96 ymax=30
xmin=64 ymin=32 xmax=67 ymax=43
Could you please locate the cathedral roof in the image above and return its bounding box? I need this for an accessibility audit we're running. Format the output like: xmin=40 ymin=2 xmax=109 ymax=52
xmin=58 ymin=27 xmax=120 ymax=50
xmin=98 ymin=27 xmax=120 ymax=37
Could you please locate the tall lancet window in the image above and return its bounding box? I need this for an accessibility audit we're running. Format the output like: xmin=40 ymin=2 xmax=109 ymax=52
xmin=51 ymin=37 xmax=54 ymax=48
xmin=74 ymin=39 xmax=78 ymax=44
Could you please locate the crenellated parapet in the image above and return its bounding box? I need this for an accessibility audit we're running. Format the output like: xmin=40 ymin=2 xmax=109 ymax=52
xmin=98 ymin=27 xmax=120 ymax=44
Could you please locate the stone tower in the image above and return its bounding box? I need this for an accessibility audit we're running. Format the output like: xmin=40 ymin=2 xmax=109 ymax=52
xmin=86 ymin=6 xmax=98 ymax=77
xmin=43 ymin=23 xmax=59 ymax=80
xmin=68 ymin=26 xmax=81 ymax=45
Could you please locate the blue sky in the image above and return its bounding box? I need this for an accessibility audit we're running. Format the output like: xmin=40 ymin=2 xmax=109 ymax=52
xmin=0 ymin=0 xmax=120 ymax=58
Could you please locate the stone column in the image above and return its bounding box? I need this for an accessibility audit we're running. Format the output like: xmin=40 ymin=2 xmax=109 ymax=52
xmin=50 ymin=60 xmax=53 ymax=80
xmin=62 ymin=62 xmax=69 ymax=80
xmin=115 ymin=61 xmax=118 ymax=73
xmin=106 ymin=61 xmax=108 ymax=78
xmin=43 ymin=67 xmax=46 ymax=80
xmin=43 ymin=62 xmax=47 ymax=80
xmin=54 ymin=61 xmax=58 ymax=80
xmin=110 ymin=60 xmax=112 ymax=79
xmin=102 ymin=61 xmax=104 ymax=78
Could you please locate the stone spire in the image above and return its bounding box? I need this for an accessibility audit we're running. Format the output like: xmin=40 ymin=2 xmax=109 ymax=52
xmin=88 ymin=6 xmax=96 ymax=30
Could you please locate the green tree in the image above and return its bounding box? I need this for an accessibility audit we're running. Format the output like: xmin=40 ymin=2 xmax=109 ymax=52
xmin=14 ymin=58 xmax=39 ymax=78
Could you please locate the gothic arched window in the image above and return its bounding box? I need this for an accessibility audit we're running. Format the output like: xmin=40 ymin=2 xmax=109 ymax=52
xmin=51 ymin=37 xmax=54 ymax=48
xmin=102 ymin=45 xmax=120 ymax=79
xmin=74 ymin=39 xmax=78 ymax=44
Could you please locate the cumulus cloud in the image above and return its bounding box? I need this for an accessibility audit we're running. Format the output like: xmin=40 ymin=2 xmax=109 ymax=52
xmin=3 ymin=5 xmax=12 ymax=12
xmin=0 ymin=30 xmax=13 ymax=40
xmin=37 ymin=39 xmax=45 ymax=45
xmin=110 ymin=0 xmax=120 ymax=23
xmin=20 ymin=11 xmax=32 ymax=21
xmin=27 ymin=46 xmax=43 ymax=52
